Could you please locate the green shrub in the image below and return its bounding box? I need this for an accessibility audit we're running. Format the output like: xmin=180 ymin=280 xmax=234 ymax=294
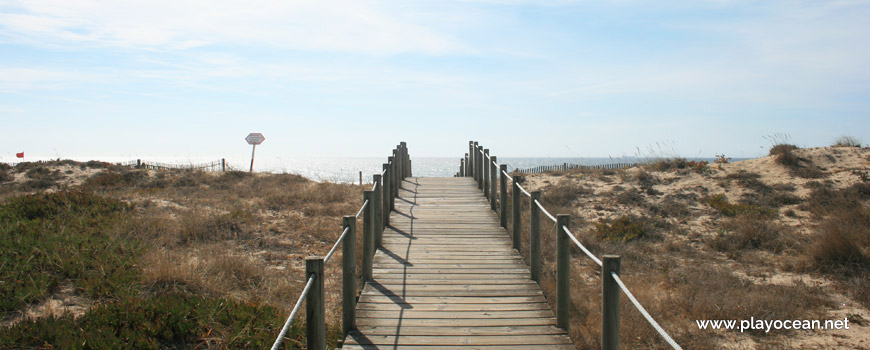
xmin=706 ymin=194 xmax=773 ymax=217
xmin=0 ymin=295 xmax=288 ymax=349
xmin=595 ymin=215 xmax=650 ymax=242
xmin=0 ymin=192 xmax=138 ymax=315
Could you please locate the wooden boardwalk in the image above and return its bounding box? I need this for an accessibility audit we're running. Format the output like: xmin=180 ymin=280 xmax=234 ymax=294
xmin=341 ymin=177 xmax=575 ymax=350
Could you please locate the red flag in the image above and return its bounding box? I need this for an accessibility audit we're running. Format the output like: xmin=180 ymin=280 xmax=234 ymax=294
xmin=16 ymin=152 xmax=24 ymax=158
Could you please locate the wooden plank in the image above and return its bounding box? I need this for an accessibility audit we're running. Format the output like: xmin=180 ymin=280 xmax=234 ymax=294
xmin=343 ymin=177 xmax=576 ymax=350
xmin=341 ymin=344 xmax=576 ymax=350
xmin=344 ymin=334 xmax=573 ymax=346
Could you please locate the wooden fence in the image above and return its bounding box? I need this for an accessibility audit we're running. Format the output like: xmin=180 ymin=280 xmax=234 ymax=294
xmin=117 ymin=159 xmax=226 ymax=172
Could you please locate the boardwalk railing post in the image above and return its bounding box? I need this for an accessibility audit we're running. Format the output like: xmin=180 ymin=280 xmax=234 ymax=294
xmin=342 ymin=216 xmax=356 ymax=336
xmin=603 ymin=255 xmax=621 ymax=350
xmin=460 ymin=158 xmax=464 ymax=177
xmin=490 ymin=156 xmax=498 ymax=211
xmin=557 ymin=214 xmax=570 ymax=330
xmin=468 ymin=141 xmax=474 ymax=177
xmin=388 ymin=157 xmax=396 ymax=211
xmin=383 ymin=163 xmax=391 ymax=227
xmin=306 ymin=256 xmax=325 ymax=350
xmin=373 ymin=175 xmax=383 ymax=247
xmin=483 ymin=149 xmax=490 ymax=197
xmin=530 ymin=191 xmax=542 ymax=284
xmin=474 ymin=142 xmax=483 ymax=190
xmin=499 ymin=164 xmax=508 ymax=228
xmin=512 ymin=175 xmax=523 ymax=251
xmin=363 ymin=191 xmax=374 ymax=281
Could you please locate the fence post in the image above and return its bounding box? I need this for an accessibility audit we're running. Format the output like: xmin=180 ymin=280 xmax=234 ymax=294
xmin=530 ymin=191 xmax=542 ymax=284
xmin=342 ymin=216 xmax=356 ymax=336
xmin=602 ymin=255 xmax=621 ymax=350
xmin=490 ymin=156 xmax=497 ymax=211
xmin=499 ymin=164 xmax=508 ymax=228
xmin=221 ymin=158 xmax=226 ymax=172
xmin=557 ymin=214 xmax=570 ymax=330
xmin=512 ymin=176 xmax=523 ymax=251
xmin=373 ymin=174 xmax=383 ymax=247
xmin=363 ymin=191 xmax=374 ymax=281
xmin=402 ymin=141 xmax=410 ymax=178
xmin=306 ymin=256 xmax=325 ymax=350
xmin=483 ymin=149 xmax=490 ymax=197
xmin=388 ymin=157 xmax=396 ymax=211
xmin=468 ymin=141 xmax=474 ymax=177
xmin=476 ymin=143 xmax=483 ymax=189
xmin=382 ymin=164 xmax=391 ymax=227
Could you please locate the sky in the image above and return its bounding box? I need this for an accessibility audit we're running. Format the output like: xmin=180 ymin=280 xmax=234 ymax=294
xmin=1 ymin=0 xmax=869 ymax=161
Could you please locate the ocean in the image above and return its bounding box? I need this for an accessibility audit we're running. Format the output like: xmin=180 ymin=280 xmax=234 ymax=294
xmin=3 ymin=155 xmax=750 ymax=184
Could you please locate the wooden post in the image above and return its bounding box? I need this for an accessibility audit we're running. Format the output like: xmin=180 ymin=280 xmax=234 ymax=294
xmin=382 ymin=164 xmax=391 ymax=227
xmin=499 ymin=164 xmax=508 ymax=228
xmin=136 ymin=159 xmax=141 ymax=168
xmin=388 ymin=156 xmax=396 ymax=211
xmin=465 ymin=141 xmax=474 ymax=177
xmin=557 ymin=214 xmax=570 ymax=330
xmin=342 ymin=216 xmax=356 ymax=336
xmin=306 ymin=256 xmax=325 ymax=350
xmin=490 ymin=156 xmax=497 ymax=211
xmin=359 ymin=171 xmax=362 ymax=186
xmin=249 ymin=144 xmax=256 ymax=173
xmin=373 ymin=174 xmax=383 ymax=247
xmin=460 ymin=159 xmax=465 ymax=177
xmin=363 ymin=191 xmax=374 ymax=281
xmin=407 ymin=146 xmax=411 ymax=178
xmin=483 ymin=149 xmax=490 ymax=197
xmin=221 ymin=158 xmax=226 ymax=172
xmin=603 ymin=255 xmax=621 ymax=350
xmin=475 ymin=143 xmax=482 ymax=189
xmin=464 ymin=153 xmax=469 ymax=177
xmin=512 ymin=175 xmax=523 ymax=251
xmin=530 ymin=191 xmax=542 ymax=284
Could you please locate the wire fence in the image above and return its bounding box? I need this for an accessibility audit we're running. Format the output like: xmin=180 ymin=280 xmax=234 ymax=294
xmin=461 ymin=140 xmax=681 ymax=350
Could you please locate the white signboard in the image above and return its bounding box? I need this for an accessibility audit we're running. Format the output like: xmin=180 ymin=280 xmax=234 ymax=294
xmin=246 ymin=133 xmax=265 ymax=145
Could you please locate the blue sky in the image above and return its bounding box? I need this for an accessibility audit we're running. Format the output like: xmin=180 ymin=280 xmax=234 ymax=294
xmin=1 ymin=0 xmax=869 ymax=160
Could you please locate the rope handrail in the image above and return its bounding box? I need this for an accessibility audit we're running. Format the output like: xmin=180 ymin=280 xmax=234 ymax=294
xmin=562 ymin=225 xmax=602 ymax=266
xmin=611 ymin=272 xmax=683 ymax=350
xmin=534 ymin=199 xmax=557 ymax=223
xmin=463 ymin=140 xmax=681 ymax=350
xmin=355 ymin=200 xmax=369 ymax=219
xmin=371 ymin=181 xmax=377 ymax=191
xmin=323 ymin=226 xmax=351 ymax=264
xmin=270 ymin=274 xmax=316 ymax=350
xmin=518 ymin=183 xmax=531 ymax=197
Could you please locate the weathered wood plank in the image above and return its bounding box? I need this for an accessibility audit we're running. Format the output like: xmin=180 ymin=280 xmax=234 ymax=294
xmin=343 ymin=177 xmax=575 ymax=350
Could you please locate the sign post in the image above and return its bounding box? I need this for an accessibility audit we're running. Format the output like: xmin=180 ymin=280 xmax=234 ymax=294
xmin=245 ymin=133 xmax=265 ymax=173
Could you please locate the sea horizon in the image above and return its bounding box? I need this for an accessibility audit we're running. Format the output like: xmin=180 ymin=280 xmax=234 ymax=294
xmin=1 ymin=155 xmax=754 ymax=183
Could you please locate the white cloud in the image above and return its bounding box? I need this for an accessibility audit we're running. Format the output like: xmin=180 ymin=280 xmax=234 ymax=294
xmin=0 ymin=0 xmax=464 ymax=54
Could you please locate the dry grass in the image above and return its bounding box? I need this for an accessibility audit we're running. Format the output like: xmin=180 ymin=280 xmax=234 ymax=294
xmin=510 ymin=149 xmax=870 ymax=349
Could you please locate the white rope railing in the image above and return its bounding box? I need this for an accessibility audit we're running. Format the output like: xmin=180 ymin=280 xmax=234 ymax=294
xmin=355 ymin=200 xmax=369 ymax=219
xmin=563 ymin=225 xmax=602 ymax=267
xmin=534 ymin=199 xmax=557 ymax=223
xmin=323 ymin=226 xmax=351 ymax=264
xmin=466 ymin=141 xmax=681 ymax=349
xmin=270 ymin=274 xmax=316 ymax=350
xmin=611 ymin=272 xmax=683 ymax=350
